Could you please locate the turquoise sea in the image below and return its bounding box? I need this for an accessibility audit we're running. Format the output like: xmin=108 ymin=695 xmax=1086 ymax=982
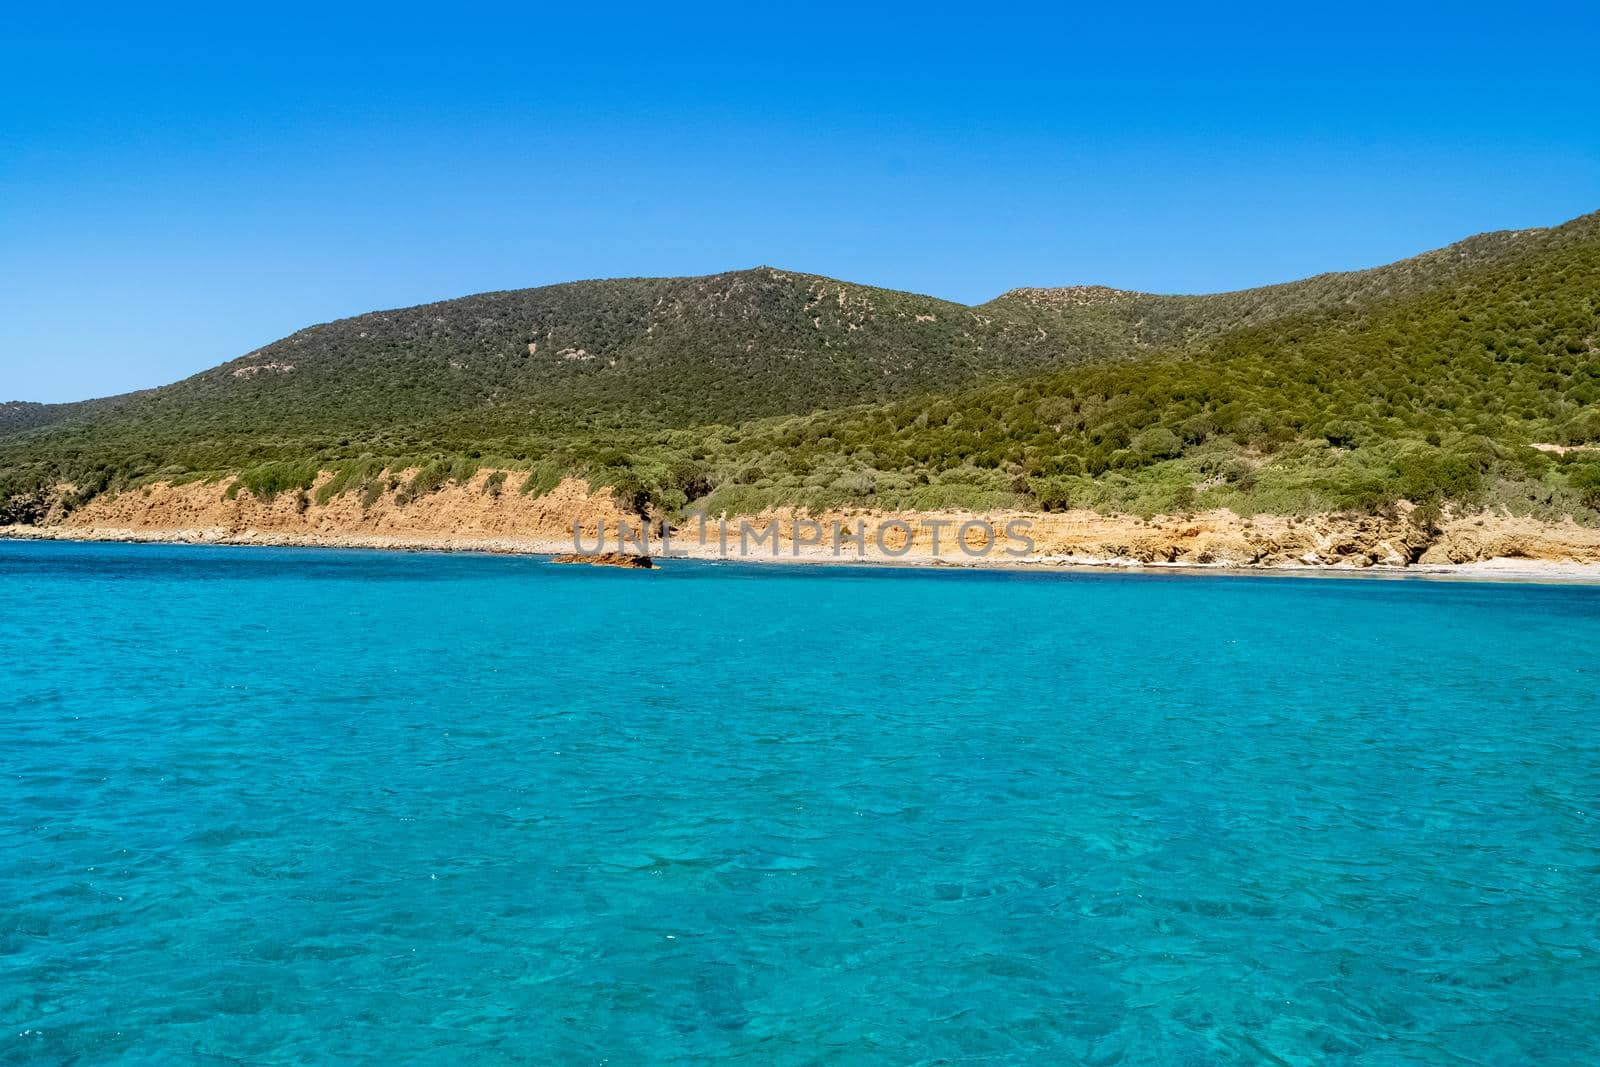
xmin=3 ymin=540 xmax=1598 ymax=1065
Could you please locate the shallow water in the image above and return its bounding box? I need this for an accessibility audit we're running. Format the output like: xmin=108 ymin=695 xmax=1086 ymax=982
xmin=2 ymin=540 xmax=1598 ymax=1064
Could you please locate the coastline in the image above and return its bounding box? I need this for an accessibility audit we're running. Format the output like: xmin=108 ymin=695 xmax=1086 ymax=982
xmin=7 ymin=520 xmax=1600 ymax=583
xmin=6 ymin=470 xmax=1600 ymax=582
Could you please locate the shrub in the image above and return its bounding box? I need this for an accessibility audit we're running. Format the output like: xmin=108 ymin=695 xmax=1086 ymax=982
xmin=520 ymin=463 xmax=562 ymax=498
xmin=1563 ymin=408 xmax=1600 ymax=444
xmin=1570 ymin=463 xmax=1600 ymax=509
xmin=1393 ymin=448 xmax=1482 ymax=504
xmin=398 ymin=459 xmax=453 ymax=503
xmin=1029 ymin=475 xmax=1078 ymax=511
xmin=1323 ymin=420 xmax=1365 ymax=448
xmin=1131 ymin=427 xmax=1184 ymax=463
xmin=315 ymin=457 xmax=384 ymax=505
xmin=237 ymin=460 xmax=320 ymax=501
xmin=1222 ymin=459 xmax=1258 ymax=490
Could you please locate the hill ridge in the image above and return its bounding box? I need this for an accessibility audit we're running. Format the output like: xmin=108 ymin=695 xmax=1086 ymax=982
xmin=3 ymin=208 xmax=1597 ymax=531
xmin=12 ymin=210 xmax=1595 ymax=418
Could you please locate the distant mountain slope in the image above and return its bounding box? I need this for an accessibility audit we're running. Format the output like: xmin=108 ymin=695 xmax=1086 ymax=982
xmin=694 ymin=210 xmax=1600 ymax=518
xmin=191 ymin=268 xmax=1091 ymax=423
xmin=12 ymin=219 xmax=1571 ymax=453
xmin=35 ymin=269 xmax=1109 ymax=443
xmin=0 ymin=402 xmax=66 ymax=437
xmin=979 ymin=216 xmax=1588 ymax=348
xmin=2 ymin=209 xmax=1597 ymax=523
xmin=0 ymin=394 xmax=148 ymax=439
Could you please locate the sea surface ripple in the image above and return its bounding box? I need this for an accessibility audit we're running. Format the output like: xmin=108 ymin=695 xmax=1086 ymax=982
xmin=2 ymin=541 xmax=1598 ymax=1064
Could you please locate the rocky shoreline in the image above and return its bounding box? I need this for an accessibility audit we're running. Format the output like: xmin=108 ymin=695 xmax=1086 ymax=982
xmin=4 ymin=471 xmax=1600 ymax=581
xmin=5 ymin=522 xmax=1600 ymax=581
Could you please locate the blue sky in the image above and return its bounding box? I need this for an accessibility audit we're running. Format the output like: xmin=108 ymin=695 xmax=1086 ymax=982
xmin=3 ymin=2 xmax=1597 ymax=402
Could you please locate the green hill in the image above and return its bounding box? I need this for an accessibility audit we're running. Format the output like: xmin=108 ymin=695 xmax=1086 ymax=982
xmin=6 ymin=268 xmax=1114 ymax=441
xmin=0 ymin=392 xmax=155 ymax=441
xmin=2 ymin=210 xmax=1597 ymax=524
xmin=692 ymin=212 xmax=1600 ymax=519
xmin=976 ymin=222 xmax=1556 ymax=349
xmin=0 ymin=402 xmax=65 ymax=437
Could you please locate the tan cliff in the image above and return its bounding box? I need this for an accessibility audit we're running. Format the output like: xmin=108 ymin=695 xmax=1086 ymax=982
xmin=17 ymin=472 xmax=635 ymax=551
xmin=4 ymin=469 xmax=1600 ymax=577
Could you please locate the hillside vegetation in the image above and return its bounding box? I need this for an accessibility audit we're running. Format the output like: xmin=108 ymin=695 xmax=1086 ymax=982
xmin=691 ymin=214 xmax=1600 ymax=521
xmin=2 ymin=211 xmax=1598 ymax=526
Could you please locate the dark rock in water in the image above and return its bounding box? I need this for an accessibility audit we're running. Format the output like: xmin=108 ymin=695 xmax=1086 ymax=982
xmin=549 ymin=552 xmax=655 ymax=569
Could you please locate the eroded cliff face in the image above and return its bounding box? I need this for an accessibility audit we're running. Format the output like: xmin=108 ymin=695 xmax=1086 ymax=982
xmin=648 ymin=507 xmax=1600 ymax=568
xmin=6 ymin=470 xmax=1600 ymax=570
xmin=47 ymin=472 xmax=635 ymax=549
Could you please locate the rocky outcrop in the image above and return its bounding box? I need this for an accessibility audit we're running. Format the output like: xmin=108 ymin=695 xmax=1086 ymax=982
xmin=550 ymin=552 xmax=655 ymax=569
xmin=42 ymin=471 xmax=634 ymax=547
xmin=4 ymin=472 xmax=1600 ymax=574
xmin=1415 ymin=512 xmax=1600 ymax=566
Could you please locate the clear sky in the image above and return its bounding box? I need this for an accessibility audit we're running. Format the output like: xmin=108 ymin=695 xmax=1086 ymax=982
xmin=3 ymin=2 xmax=1597 ymax=402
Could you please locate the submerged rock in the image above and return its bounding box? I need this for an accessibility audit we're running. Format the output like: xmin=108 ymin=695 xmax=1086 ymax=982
xmin=549 ymin=552 xmax=655 ymax=569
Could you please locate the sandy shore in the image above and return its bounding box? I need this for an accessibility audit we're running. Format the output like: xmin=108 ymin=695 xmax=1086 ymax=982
xmin=5 ymin=471 xmax=1600 ymax=582
xmin=5 ymin=523 xmax=1600 ymax=582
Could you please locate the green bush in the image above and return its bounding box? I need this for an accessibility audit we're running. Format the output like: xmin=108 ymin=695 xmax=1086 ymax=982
xmin=1393 ymin=448 xmax=1482 ymax=504
xmin=520 ymin=463 xmax=562 ymax=498
xmin=315 ymin=457 xmax=384 ymax=504
xmin=1570 ymin=462 xmax=1600 ymax=509
xmin=237 ymin=460 xmax=320 ymax=501
xmin=1131 ymin=427 xmax=1184 ymax=463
